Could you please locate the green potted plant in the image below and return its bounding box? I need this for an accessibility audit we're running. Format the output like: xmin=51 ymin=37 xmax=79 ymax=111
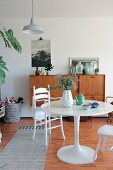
xmin=57 ymin=75 xmax=76 ymax=90
xmin=56 ymin=75 xmax=78 ymax=108
xmin=0 ymin=27 xmax=22 ymax=83
xmin=44 ymin=64 xmax=54 ymax=75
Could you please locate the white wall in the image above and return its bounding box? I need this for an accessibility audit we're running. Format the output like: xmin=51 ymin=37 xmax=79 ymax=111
xmin=0 ymin=17 xmax=113 ymax=117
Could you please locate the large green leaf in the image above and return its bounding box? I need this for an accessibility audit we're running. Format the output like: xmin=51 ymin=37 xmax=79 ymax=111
xmin=0 ymin=67 xmax=6 ymax=84
xmin=0 ymin=56 xmax=8 ymax=83
xmin=4 ymin=28 xmax=22 ymax=53
xmin=0 ymin=27 xmax=22 ymax=84
xmin=0 ymin=30 xmax=11 ymax=48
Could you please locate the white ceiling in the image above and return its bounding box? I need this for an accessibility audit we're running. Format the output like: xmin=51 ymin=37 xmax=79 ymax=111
xmin=0 ymin=0 xmax=113 ymax=18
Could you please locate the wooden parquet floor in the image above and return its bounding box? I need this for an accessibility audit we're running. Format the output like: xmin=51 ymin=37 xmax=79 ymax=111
xmin=0 ymin=117 xmax=113 ymax=170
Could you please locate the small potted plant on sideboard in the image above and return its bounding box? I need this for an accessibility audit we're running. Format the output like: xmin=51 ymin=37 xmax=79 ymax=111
xmin=44 ymin=64 xmax=54 ymax=75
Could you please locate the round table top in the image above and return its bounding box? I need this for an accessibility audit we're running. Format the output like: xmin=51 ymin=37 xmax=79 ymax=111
xmin=43 ymin=100 xmax=113 ymax=117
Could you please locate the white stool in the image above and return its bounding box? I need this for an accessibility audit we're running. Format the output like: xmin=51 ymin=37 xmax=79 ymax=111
xmin=92 ymin=125 xmax=113 ymax=163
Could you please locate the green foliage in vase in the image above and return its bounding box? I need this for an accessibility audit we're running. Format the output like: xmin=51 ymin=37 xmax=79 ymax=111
xmin=0 ymin=27 xmax=22 ymax=83
xmin=56 ymin=75 xmax=77 ymax=90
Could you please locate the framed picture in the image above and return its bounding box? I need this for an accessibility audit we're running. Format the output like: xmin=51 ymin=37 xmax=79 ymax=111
xmin=31 ymin=39 xmax=51 ymax=67
xmin=69 ymin=57 xmax=99 ymax=74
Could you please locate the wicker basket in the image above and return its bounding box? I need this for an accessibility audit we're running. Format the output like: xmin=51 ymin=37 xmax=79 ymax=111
xmin=4 ymin=103 xmax=21 ymax=123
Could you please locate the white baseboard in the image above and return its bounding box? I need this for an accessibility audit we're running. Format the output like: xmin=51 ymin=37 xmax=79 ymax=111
xmin=20 ymin=104 xmax=33 ymax=117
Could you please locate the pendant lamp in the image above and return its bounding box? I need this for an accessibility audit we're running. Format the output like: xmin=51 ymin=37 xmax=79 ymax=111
xmin=23 ymin=0 xmax=43 ymax=34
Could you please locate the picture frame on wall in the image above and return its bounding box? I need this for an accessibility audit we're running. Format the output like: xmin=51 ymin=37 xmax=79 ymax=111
xmin=69 ymin=57 xmax=99 ymax=74
xmin=31 ymin=39 xmax=51 ymax=67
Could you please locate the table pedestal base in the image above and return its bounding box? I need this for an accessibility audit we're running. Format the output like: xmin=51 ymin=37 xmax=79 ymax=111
xmin=57 ymin=145 xmax=95 ymax=164
xmin=0 ymin=132 xmax=2 ymax=143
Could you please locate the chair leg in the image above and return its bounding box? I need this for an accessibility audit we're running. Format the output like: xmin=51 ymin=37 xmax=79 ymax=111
xmin=45 ymin=114 xmax=48 ymax=146
xmin=92 ymin=135 xmax=102 ymax=164
xmin=48 ymin=114 xmax=51 ymax=135
xmin=110 ymin=146 xmax=113 ymax=151
xmin=101 ymin=136 xmax=107 ymax=152
xmin=0 ymin=133 xmax=2 ymax=143
xmin=107 ymin=114 xmax=111 ymax=122
xmin=32 ymin=120 xmax=36 ymax=140
xmin=60 ymin=115 xmax=65 ymax=140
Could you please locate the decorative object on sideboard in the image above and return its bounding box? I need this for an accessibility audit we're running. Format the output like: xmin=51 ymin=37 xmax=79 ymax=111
xmin=35 ymin=67 xmax=39 ymax=75
xmin=44 ymin=64 xmax=54 ymax=75
xmin=95 ymin=68 xmax=100 ymax=75
xmin=83 ymin=63 xmax=90 ymax=74
xmin=35 ymin=67 xmax=44 ymax=75
xmin=31 ymin=39 xmax=51 ymax=67
xmin=23 ymin=0 xmax=43 ymax=34
xmin=69 ymin=66 xmax=73 ymax=75
xmin=69 ymin=57 xmax=99 ymax=75
xmin=76 ymin=61 xmax=84 ymax=74
xmin=89 ymin=61 xmax=95 ymax=74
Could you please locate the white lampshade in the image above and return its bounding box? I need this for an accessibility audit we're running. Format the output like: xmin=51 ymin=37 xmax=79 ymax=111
xmin=23 ymin=0 xmax=44 ymax=34
xmin=23 ymin=18 xmax=43 ymax=34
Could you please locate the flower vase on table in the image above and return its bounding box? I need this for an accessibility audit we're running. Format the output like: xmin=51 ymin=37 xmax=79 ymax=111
xmin=53 ymin=75 xmax=78 ymax=108
xmin=61 ymin=90 xmax=73 ymax=108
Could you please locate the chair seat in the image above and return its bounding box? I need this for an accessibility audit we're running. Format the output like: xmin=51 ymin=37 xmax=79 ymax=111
xmin=33 ymin=110 xmax=45 ymax=121
xmin=98 ymin=125 xmax=113 ymax=137
xmin=33 ymin=108 xmax=60 ymax=120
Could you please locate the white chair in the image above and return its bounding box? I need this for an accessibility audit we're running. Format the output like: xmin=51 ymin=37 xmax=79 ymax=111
xmin=105 ymin=96 xmax=113 ymax=122
xmin=32 ymin=86 xmax=65 ymax=146
xmin=92 ymin=125 xmax=113 ymax=163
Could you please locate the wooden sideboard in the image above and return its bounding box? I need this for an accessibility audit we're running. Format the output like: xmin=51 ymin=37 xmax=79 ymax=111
xmin=29 ymin=74 xmax=105 ymax=106
xmin=78 ymin=75 xmax=105 ymax=101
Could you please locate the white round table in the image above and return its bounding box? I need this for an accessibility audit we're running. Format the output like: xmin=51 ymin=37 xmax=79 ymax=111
xmin=43 ymin=100 xmax=113 ymax=164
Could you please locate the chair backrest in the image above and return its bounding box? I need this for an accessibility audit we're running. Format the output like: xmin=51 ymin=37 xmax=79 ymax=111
xmin=32 ymin=86 xmax=50 ymax=109
xmin=105 ymin=96 xmax=113 ymax=105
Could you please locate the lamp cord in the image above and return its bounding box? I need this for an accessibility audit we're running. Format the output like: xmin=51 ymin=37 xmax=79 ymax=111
xmin=32 ymin=0 xmax=33 ymax=18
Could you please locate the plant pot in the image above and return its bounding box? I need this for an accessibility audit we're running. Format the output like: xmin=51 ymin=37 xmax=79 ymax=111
xmin=46 ymin=71 xmax=49 ymax=75
xmin=61 ymin=90 xmax=73 ymax=108
xmin=4 ymin=103 xmax=21 ymax=123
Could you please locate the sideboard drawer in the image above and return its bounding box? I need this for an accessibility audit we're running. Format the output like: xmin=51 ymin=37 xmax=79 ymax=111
xmin=85 ymin=96 xmax=104 ymax=101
